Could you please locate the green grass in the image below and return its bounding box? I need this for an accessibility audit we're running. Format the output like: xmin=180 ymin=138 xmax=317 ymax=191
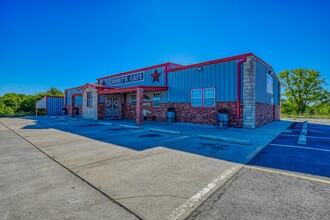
xmin=281 ymin=113 xmax=330 ymax=119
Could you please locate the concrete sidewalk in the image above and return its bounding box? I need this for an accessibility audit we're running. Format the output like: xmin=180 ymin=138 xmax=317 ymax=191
xmin=0 ymin=122 xmax=138 ymax=220
xmin=0 ymin=117 xmax=291 ymax=220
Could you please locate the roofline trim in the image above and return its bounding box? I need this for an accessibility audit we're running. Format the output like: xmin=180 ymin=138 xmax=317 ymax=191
xmin=96 ymin=62 xmax=182 ymax=80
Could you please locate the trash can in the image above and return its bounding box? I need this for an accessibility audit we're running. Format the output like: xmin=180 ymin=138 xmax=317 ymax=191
xmin=74 ymin=107 xmax=79 ymax=116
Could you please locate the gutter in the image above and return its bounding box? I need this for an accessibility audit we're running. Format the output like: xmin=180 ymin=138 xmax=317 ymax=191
xmin=236 ymin=57 xmax=247 ymax=117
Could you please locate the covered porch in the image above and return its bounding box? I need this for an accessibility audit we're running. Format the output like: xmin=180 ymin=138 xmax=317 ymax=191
xmin=98 ymin=86 xmax=168 ymax=125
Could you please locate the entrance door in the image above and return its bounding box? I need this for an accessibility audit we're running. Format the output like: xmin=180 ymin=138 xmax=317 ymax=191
xmin=104 ymin=96 xmax=121 ymax=119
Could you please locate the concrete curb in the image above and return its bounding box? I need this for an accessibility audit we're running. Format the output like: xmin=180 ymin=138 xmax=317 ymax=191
xmin=301 ymin=128 xmax=307 ymax=135
xmin=198 ymin=134 xmax=251 ymax=145
xmin=119 ymin=124 xmax=141 ymax=129
xmin=149 ymin=128 xmax=181 ymax=135
xmin=99 ymin=122 xmax=114 ymax=126
xmin=297 ymin=134 xmax=307 ymax=145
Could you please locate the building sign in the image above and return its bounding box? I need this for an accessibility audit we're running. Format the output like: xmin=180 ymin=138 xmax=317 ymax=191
xmin=109 ymin=72 xmax=144 ymax=85
xmin=267 ymin=74 xmax=273 ymax=94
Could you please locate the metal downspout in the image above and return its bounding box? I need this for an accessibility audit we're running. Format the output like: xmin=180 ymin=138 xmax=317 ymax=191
xmin=237 ymin=57 xmax=246 ymax=117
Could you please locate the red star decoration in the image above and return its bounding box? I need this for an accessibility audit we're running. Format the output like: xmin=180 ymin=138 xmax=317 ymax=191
xmin=151 ymin=69 xmax=161 ymax=82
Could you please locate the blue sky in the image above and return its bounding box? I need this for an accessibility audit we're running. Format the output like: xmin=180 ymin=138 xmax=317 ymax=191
xmin=1 ymin=0 xmax=329 ymax=95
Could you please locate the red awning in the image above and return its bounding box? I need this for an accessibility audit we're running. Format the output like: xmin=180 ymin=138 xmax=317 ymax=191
xmin=98 ymin=86 xmax=168 ymax=94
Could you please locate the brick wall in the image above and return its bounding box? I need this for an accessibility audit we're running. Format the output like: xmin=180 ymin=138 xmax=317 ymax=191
xmin=256 ymin=102 xmax=275 ymax=127
xmin=274 ymin=105 xmax=281 ymax=121
xmin=121 ymin=102 xmax=242 ymax=127
xmin=65 ymin=105 xmax=82 ymax=116
xmin=65 ymin=105 xmax=72 ymax=116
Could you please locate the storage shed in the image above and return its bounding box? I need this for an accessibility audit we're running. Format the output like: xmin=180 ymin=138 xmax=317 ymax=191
xmin=64 ymin=53 xmax=280 ymax=129
xmin=64 ymin=86 xmax=83 ymax=116
xmin=36 ymin=96 xmax=64 ymax=116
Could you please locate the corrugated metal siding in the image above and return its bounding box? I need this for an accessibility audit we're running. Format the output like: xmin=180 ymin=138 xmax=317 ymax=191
xmin=167 ymin=60 xmax=240 ymax=102
xmin=103 ymin=66 xmax=166 ymax=87
xmin=36 ymin=97 xmax=46 ymax=109
xmin=255 ymin=60 xmax=280 ymax=105
xmin=47 ymin=97 xmax=64 ymax=115
xmin=65 ymin=88 xmax=82 ymax=105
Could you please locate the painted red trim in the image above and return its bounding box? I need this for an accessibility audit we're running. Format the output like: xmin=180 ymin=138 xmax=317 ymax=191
xmin=98 ymin=86 xmax=168 ymax=94
xmin=45 ymin=96 xmax=64 ymax=98
xmin=165 ymin=53 xmax=280 ymax=84
xmin=164 ymin=63 xmax=169 ymax=86
xmin=96 ymin=62 xmax=182 ymax=80
xmin=237 ymin=57 xmax=246 ymax=117
xmin=81 ymin=83 xmax=115 ymax=91
xmin=167 ymin=53 xmax=253 ymax=73
xmin=72 ymin=94 xmax=82 ymax=97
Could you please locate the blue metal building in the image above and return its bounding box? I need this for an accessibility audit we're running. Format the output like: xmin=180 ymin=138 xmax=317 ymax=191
xmin=64 ymin=53 xmax=280 ymax=129
xmin=36 ymin=96 xmax=64 ymax=116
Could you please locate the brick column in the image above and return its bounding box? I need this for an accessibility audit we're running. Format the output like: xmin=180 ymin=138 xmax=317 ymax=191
xmin=136 ymin=88 xmax=144 ymax=125
xmin=71 ymin=95 xmax=75 ymax=117
xmin=243 ymin=56 xmax=256 ymax=129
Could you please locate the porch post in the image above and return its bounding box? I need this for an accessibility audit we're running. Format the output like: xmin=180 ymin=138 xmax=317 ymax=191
xmin=71 ymin=95 xmax=75 ymax=117
xmin=136 ymin=88 xmax=143 ymax=125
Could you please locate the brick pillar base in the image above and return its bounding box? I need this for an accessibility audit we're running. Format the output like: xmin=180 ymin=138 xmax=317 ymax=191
xmin=71 ymin=95 xmax=75 ymax=117
xmin=136 ymin=88 xmax=143 ymax=125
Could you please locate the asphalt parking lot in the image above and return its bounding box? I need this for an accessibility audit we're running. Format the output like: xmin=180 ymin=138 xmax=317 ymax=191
xmin=0 ymin=116 xmax=291 ymax=220
xmin=188 ymin=121 xmax=330 ymax=220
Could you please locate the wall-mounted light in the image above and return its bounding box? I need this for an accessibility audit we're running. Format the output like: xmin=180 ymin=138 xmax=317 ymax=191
xmin=197 ymin=67 xmax=203 ymax=71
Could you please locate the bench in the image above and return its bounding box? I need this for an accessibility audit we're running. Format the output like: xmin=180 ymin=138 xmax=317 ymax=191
xmin=143 ymin=109 xmax=155 ymax=121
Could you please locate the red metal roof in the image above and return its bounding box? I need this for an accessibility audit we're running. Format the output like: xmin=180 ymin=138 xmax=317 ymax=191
xmin=166 ymin=53 xmax=280 ymax=84
xmin=81 ymin=83 xmax=116 ymax=91
xmin=97 ymin=62 xmax=183 ymax=80
xmin=98 ymin=86 xmax=168 ymax=94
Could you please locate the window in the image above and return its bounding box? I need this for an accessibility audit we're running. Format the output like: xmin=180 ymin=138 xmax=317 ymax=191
xmin=87 ymin=92 xmax=92 ymax=107
xmin=191 ymin=89 xmax=202 ymax=107
xmin=203 ymin=88 xmax=215 ymax=107
xmin=191 ymin=88 xmax=215 ymax=107
xmin=267 ymin=74 xmax=273 ymax=94
xmin=153 ymin=92 xmax=160 ymax=107
xmin=131 ymin=94 xmax=136 ymax=107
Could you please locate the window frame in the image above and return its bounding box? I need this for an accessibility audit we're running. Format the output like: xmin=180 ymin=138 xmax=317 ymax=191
xmin=190 ymin=87 xmax=216 ymax=108
xmin=191 ymin=88 xmax=203 ymax=107
xmin=203 ymin=87 xmax=216 ymax=107
xmin=131 ymin=94 xmax=136 ymax=107
xmin=153 ymin=92 xmax=160 ymax=107
xmin=87 ymin=92 xmax=92 ymax=107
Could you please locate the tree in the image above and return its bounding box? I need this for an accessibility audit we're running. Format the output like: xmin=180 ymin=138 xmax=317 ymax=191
xmin=279 ymin=68 xmax=328 ymax=113
xmin=18 ymin=95 xmax=37 ymax=113
xmin=1 ymin=93 xmax=24 ymax=112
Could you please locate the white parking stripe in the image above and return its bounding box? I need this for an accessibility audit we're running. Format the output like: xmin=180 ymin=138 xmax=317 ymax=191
xmin=167 ymin=165 xmax=239 ymax=220
xmin=269 ymin=143 xmax=330 ymax=152
xmin=281 ymin=133 xmax=330 ymax=140
xmin=246 ymin=166 xmax=330 ymax=185
xmin=160 ymin=136 xmax=190 ymax=143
